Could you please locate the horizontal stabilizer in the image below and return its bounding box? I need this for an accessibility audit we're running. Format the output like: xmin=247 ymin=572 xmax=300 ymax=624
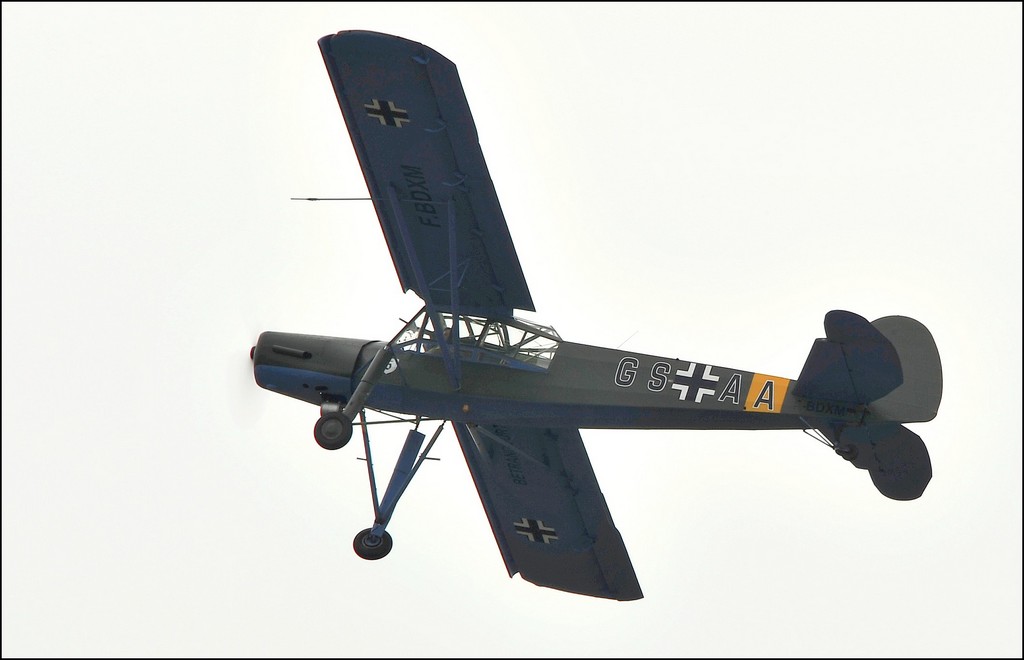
xmin=836 ymin=423 xmax=932 ymax=500
xmin=793 ymin=310 xmax=902 ymax=404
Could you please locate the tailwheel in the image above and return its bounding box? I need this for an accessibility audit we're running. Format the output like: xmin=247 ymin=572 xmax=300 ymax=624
xmin=353 ymin=528 xmax=393 ymax=560
xmin=314 ymin=412 xmax=352 ymax=450
xmin=835 ymin=444 xmax=859 ymax=461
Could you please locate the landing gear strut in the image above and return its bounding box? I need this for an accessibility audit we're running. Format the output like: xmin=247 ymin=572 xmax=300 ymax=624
xmin=312 ymin=343 xmax=393 ymax=451
xmin=350 ymin=418 xmax=446 ymax=562
xmin=308 ymin=324 xmax=446 ymax=561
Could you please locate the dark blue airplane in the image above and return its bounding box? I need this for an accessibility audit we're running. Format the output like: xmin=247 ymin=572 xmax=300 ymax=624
xmin=251 ymin=30 xmax=942 ymax=601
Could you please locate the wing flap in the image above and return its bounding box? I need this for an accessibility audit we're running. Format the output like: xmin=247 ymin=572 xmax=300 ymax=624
xmin=318 ymin=30 xmax=534 ymax=317
xmin=453 ymin=422 xmax=643 ymax=601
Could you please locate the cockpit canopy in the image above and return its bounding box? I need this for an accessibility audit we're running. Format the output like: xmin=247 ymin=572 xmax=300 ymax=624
xmin=394 ymin=308 xmax=561 ymax=372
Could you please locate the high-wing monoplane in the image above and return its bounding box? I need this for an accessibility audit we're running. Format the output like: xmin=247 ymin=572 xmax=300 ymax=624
xmin=251 ymin=30 xmax=942 ymax=601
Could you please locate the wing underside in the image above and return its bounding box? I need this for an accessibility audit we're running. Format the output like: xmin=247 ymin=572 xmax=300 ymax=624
xmin=320 ymin=31 xmax=638 ymax=600
xmin=453 ymin=422 xmax=643 ymax=601
xmin=318 ymin=30 xmax=534 ymax=318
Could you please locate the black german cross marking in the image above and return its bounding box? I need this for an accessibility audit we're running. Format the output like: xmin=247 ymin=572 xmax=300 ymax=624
xmin=514 ymin=517 xmax=559 ymax=544
xmin=364 ymin=99 xmax=410 ymax=127
xmin=671 ymin=362 xmax=719 ymax=403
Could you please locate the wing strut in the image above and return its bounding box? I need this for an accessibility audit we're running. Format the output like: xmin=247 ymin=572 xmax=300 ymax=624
xmin=385 ymin=185 xmax=462 ymax=390
xmin=446 ymin=198 xmax=462 ymax=359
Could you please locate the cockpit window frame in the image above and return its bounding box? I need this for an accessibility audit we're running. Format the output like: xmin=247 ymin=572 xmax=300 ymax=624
xmin=393 ymin=308 xmax=561 ymax=372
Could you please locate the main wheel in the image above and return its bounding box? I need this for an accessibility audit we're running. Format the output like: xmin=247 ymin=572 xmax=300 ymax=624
xmin=353 ymin=528 xmax=393 ymax=560
xmin=313 ymin=412 xmax=352 ymax=450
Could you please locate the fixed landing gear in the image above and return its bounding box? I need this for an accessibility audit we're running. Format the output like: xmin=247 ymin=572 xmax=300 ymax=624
xmin=308 ymin=339 xmax=445 ymax=562
xmin=313 ymin=412 xmax=352 ymax=450
xmin=313 ymin=342 xmax=394 ymax=451
xmin=835 ymin=444 xmax=859 ymax=461
xmin=351 ymin=421 xmax=446 ymax=563
xmin=353 ymin=528 xmax=393 ymax=560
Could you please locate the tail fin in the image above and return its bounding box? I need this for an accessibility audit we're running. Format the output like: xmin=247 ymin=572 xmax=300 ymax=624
xmin=792 ymin=310 xmax=903 ymax=404
xmin=794 ymin=310 xmax=942 ymax=500
xmin=792 ymin=310 xmax=943 ymax=421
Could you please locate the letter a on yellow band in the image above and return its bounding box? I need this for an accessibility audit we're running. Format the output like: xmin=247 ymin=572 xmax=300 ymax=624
xmin=745 ymin=374 xmax=791 ymax=413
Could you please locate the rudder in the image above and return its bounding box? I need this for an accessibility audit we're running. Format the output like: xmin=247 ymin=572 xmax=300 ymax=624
xmin=867 ymin=316 xmax=942 ymax=423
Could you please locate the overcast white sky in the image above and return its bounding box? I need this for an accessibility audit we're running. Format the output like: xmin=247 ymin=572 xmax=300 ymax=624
xmin=3 ymin=3 xmax=1021 ymax=657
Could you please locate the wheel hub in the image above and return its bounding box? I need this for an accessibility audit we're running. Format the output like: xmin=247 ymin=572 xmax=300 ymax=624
xmin=320 ymin=418 xmax=344 ymax=440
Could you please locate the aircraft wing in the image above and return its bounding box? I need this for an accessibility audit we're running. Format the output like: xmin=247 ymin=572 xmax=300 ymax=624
xmin=318 ymin=30 xmax=534 ymax=318
xmin=452 ymin=422 xmax=643 ymax=601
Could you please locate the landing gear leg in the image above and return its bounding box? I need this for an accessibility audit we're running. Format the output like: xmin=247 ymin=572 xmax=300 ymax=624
xmin=352 ymin=421 xmax=446 ymax=561
xmin=311 ymin=344 xmax=394 ymax=451
xmin=341 ymin=344 xmax=394 ymax=423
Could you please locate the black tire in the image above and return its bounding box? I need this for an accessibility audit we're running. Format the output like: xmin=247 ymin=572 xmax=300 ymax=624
xmin=353 ymin=528 xmax=393 ymax=560
xmin=313 ymin=412 xmax=352 ymax=450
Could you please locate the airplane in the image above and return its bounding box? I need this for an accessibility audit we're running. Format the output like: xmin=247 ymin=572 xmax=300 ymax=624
xmin=251 ymin=30 xmax=942 ymax=601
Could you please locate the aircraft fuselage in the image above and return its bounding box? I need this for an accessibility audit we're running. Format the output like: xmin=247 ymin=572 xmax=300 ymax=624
xmin=252 ymin=331 xmax=865 ymax=431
